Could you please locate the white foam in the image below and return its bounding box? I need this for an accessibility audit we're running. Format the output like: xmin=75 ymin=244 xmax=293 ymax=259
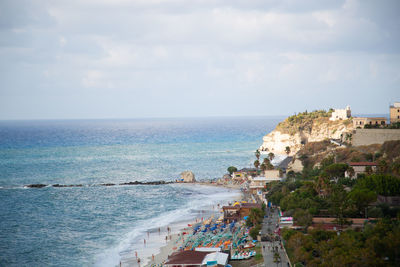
xmin=94 ymin=184 xmax=240 ymax=267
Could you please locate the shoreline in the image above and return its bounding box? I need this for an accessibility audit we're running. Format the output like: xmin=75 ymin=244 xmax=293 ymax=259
xmin=118 ymin=183 xmax=243 ymax=267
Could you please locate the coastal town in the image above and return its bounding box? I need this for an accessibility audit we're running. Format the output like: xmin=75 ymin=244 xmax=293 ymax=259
xmin=124 ymin=103 xmax=400 ymax=267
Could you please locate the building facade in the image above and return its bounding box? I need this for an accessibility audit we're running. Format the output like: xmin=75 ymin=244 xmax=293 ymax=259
xmin=353 ymin=117 xmax=387 ymax=128
xmin=330 ymin=106 xmax=351 ymax=121
xmin=346 ymin=162 xmax=378 ymax=178
xmin=390 ymin=102 xmax=400 ymax=124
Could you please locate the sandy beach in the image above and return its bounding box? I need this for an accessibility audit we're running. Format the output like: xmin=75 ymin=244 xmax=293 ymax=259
xmin=117 ymin=184 xmax=243 ymax=267
xmin=137 ymin=183 xmax=248 ymax=267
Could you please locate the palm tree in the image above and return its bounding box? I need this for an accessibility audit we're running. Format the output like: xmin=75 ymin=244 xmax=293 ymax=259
xmin=263 ymin=158 xmax=274 ymax=170
xmin=255 ymin=149 xmax=260 ymax=160
xmin=254 ymin=160 xmax=260 ymax=169
xmin=260 ymin=163 xmax=267 ymax=173
xmin=268 ymin=152 xmax=275 ymax=162
xmin=285 ymin=146 xmax=291 ymax=155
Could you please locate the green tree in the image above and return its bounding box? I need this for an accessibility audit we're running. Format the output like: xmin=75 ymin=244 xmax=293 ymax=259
xmin=365 ymin=166 xmax=373 ymax=175
xmin=227 ymin=166 xmax=237 ymax=175
xmin=378 ymin=159 xmax=389 ymax=173
xmin=254 ymin=160 xmax=260 ymax=170
xmin=328 ymin=185 xmax=351 ymax=228
xmin=260 ymin=163 xmax=267 ymax=172
xmin=263 ymin=157 xmax=274 ymax=170
xmin=355 ymin=174 xmax=400 ymax=196
xmin=323 ymin=163 xmax=348 ymax=179
xmin=285 ymin=146 xmax=291 ymax=155
xmin=246 ymin=208 xmax=264 ymax=227
xmin=348 ymin=188 xmax=377 ymax=217
xmin=294 ymin=208 xmax=313 ymax=228
xmin=268 ymin=152 xmax=275 ymax=161
xmin=391 ymin=161 xmax=400 ymax=176
xmin=255 ymin=149 xmax=260 ymax=160
xmin=249 ymin=225 xmax=261 ymax=240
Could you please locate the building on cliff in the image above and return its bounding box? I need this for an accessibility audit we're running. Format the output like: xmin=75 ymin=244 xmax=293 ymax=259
xmin=329 ymin=106 xmax=351 ymax=121
xmin=345 ymin=162 xmax=378 ymax=178
xmin=353 ymin=117 xmax=387 ymax=128
xmin=390 ymin=102 xmax=400 ymax=124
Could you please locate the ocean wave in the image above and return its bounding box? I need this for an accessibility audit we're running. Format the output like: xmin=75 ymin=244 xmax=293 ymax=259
xmin=94 ymin=184 xmax=239 ymax=267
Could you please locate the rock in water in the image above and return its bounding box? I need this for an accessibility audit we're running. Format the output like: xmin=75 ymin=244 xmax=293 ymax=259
xmin=180 ymin=171 xmax=196 ymax=183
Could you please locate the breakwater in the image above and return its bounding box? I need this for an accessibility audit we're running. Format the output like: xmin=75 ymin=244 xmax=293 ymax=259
xmin=25 ymin=180 xmax=174 ymax=188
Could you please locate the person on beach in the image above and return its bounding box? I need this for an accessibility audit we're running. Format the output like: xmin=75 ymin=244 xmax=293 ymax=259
xmin=152 ymin=254 xmax=155 ymax=261
xmin=135 ymin=251 xmax=137 ymax=259
xmin=165 ymin=236 xmax=168 ymax=243
xmin=137 ymin=258 xmax=141 ymax=267
xmin=158 ymin=227 xmax=160 ymax=235
xmin=144 ymin=239 xmax=146 ymax=246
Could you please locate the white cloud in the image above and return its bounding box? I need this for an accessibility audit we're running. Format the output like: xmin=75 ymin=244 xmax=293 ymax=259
xmin=0 ymin=0 xmax=399 ymax=119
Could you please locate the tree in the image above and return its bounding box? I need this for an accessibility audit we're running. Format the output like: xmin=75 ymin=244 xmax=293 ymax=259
xmin=355 ymin=174 xmax=400 ymax=196
xmin=254 ymin=160 xmax=260 ymax=170
xmin=285 ymin=146 xmax=291 ymax=155
xmin=328 ymin=185 xmax=352 ymax=228
xmin=260 ymin=163 xmax=267 ymax=172
xmin=268 ymin=152 xmax=275 ymax=161
xmin=323 ymin=163 xmax=348 ymax=179
xmin=347 ymin=166 xmax=355 ymax=178
xmin=391 ymin=161 xmax=400 ymax=176
xmin=249 ymin=225 xmax=261 ymax=240
xmin=365 ymin=166 xmax=373 ymax=175
xmin=378 ymin=159 xmax=389 ymax=173
xmin=263 ymin=158 xmax=274 ymax=170
xmin=294 ymin=208 xmax=313 ymax=228
xmin=246 ymin=208 xmax=264 ymax=227
xmin=255 ymin=149 xmax=260 ymax=160
xmin=227 ymin=166 xmax=237 ymax=175
xmin=348 ymin=188 xmax=377 ymax=217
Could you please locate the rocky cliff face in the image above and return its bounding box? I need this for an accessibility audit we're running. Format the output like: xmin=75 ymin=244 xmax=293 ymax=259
xmin=260 ymin=112 xmax=353 ymax=156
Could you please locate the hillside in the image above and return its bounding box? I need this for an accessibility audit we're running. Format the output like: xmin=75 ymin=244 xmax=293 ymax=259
xmin=259 ymin=110 xmax=353 ymax=155
xmin=288 ymin=139 xmax=400 ymax=173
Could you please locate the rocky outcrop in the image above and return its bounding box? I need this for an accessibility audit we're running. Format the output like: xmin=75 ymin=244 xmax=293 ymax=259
xmin=25 ymin=181 xmax=172 ymax=188
xmin=26 ymin=184 xmax=47 ymax=188
xmin=260 ymin=114 xmax=353 ymax=156
xmin=180 ymin=171 xmax=196 ymax=183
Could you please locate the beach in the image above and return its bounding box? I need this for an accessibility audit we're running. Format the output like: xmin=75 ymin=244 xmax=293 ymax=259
xmin=121 ymin=182 xmax=247 ymax=267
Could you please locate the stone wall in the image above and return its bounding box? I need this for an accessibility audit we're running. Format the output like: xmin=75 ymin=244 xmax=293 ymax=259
xmin=352 ymin=129 xmax=400 ymax=146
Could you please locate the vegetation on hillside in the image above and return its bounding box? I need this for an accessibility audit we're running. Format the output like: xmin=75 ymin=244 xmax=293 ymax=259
xmin=264 ymin=139 xmax=400 ymax=266
xmin=275 ymin=109 xmax=352 ymax=135
xmin=282 ymin=219 xmax=400 ymax=266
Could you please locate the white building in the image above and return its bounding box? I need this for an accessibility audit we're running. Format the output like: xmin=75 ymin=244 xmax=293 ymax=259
xmin=330 ymin=106 xmax=351 ymax=121
xmin=249 ymin=170 xmax=282 ymax=197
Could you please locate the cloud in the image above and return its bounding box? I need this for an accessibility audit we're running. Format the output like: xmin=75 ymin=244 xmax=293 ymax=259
xmin=0 ymin=0 xmax=399 ymax=119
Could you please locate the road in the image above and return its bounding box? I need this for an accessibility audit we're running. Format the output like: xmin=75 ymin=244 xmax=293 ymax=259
xmin=260 ymin=208 xmax=290 ymax=267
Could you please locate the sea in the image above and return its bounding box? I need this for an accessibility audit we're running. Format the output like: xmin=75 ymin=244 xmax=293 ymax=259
xmin=0 ymin=116 xmax=281 ymax=266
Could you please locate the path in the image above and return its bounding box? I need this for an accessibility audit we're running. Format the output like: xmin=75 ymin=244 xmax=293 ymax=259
xmin=260 ymin=208 xmax=290 ymax=267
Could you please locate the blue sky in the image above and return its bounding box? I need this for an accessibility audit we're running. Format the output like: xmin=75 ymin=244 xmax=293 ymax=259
xmin=0 ymin=0 xmax=399 ymax=119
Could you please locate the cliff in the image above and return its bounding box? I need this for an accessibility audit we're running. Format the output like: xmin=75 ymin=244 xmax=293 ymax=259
xmin=259 ymin=110 xmax=353 ymax=155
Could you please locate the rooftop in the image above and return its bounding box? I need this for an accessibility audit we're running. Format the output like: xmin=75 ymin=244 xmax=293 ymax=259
xmin=349 ymin=162 xmax=378 ymax=166
xmin=165 ymin=251 xmax=210 ymax=265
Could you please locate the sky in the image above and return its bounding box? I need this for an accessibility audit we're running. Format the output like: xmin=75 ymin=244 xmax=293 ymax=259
xmin=0 ymin=0 xmax=399 ymax=120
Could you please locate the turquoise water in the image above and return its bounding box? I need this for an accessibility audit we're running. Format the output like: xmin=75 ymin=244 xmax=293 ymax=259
xmin=0 ymin=117 xmax=280 ymax=266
